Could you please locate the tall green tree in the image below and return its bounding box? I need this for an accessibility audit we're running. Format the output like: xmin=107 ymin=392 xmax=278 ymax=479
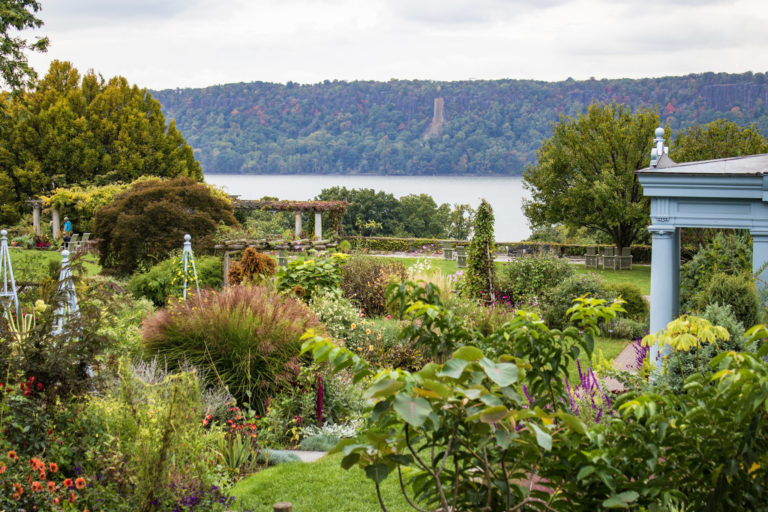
xmin=0 ymin=60 xmax=203 ymax=224
xmin=671 ymin=119 xmax=768 ymax=162
xmin=466 ymin=199 xmax=495 ymax=303
xmin=523 ymin=102 xmax=658 ymax=250
xmin=0 ymin=0 xmax=48 ymax=90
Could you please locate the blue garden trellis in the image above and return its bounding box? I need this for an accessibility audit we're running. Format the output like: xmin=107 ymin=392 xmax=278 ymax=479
xmin=52 ymin=249 xmax=79 ymax=335
xmin=637 ymin=127 xmax=768 ymax=367
xmin=0 ymin=229 xmax=20 ymax=317
xmin=182 ymin=234 xmax=201 ymax=301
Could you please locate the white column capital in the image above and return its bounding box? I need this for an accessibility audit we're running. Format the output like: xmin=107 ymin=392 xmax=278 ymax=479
xmin=648 ymin=224 xmax=676 ymax=237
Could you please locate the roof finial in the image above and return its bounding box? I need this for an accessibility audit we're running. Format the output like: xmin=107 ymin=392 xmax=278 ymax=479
xmin=650 ymin=127 xmax=668 ymax=167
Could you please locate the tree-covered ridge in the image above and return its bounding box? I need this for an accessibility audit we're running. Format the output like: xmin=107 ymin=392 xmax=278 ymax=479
xmin=153 ymin=72 xmax=768 ymax=176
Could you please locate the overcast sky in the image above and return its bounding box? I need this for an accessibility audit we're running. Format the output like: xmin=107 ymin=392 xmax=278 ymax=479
xmin=25 ymin=0 xmax=768 ymax=91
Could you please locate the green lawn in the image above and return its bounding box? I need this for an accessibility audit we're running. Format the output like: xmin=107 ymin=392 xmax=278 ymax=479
xmin=232 ymin=453 xmax=413 ymax=512
xmin=572 ymin=264 xmax=650 ymax=295
xmin=9 ymin=248 xmax=101 ymax=281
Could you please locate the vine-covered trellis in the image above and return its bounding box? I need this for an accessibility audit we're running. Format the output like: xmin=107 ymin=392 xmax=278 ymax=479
xmin=232 ymin=199 xmax=347 ymax=238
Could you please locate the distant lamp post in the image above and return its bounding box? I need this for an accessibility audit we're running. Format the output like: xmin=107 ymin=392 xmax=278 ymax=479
xmin=52 ymin=250 xmax=79 ymax=335
xmin=182 ymin=234 xmax=201 ymax=301
xmin=0 ymin=230 xmax=20 ymax=317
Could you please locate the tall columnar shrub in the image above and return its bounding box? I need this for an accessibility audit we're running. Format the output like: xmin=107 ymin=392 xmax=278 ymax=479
xmin=141 ymin=285 xmax=321 ymax=412
xmin=466 ymin=199 xmax=495 ymax=303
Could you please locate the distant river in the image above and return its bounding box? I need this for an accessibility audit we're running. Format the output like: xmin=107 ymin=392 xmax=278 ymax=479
xmin=204 ymin=174 xmax=531 ymax=242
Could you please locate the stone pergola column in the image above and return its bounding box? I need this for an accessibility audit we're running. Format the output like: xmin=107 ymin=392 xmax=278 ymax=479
xmin=648 ymin=225 xmax=680 ymax=367
xmin=27 ymin=200 xmax=42 ymax=236
xmin=295 ymin=212 xmax=302 ymax=238
xmin=751 ymin=229 xmax=768 ymax=290
xmin=314 ymin=211 xmax=322 ymax=239
xmin=51 ymin=207 xmax=61 ymax=240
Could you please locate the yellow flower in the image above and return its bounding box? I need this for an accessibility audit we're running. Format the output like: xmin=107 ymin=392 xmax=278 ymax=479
xmin=357 ymin=347 xmax=362 ymax=351
xmin=351 ymin=323 xmax=356 ymax=330
xmin=368 ymin=344 xmax=374 ymax=352
xmin=365 ymin=329 xmax=371 ymax=335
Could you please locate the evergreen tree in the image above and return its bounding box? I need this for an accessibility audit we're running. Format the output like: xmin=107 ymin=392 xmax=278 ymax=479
xmin=466 ymin=199 xmax=495 ymax=303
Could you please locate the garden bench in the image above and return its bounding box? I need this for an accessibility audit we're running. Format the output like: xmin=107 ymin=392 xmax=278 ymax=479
xmin=585 ymin=246 xmax=599 ymax=268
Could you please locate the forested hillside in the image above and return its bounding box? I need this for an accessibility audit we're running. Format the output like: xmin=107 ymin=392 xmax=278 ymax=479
xmin=153 ymin=72 xmax=768 ymax=176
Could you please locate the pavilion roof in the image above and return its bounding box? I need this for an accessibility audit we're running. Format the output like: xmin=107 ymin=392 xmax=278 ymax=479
xmin=637 ymin=153 xmax=768 ymax=176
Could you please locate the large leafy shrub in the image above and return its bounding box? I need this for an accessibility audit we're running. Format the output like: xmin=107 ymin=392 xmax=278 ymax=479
xmin=129 ymin=254 xmax=223 ymax=306
xmin=94 ymin=176 xmax=237 ymax=275
xmin=543 ymin=273 xmax=614 ymax=329
xmin=276 ymin=253 xmax=347 ymax=302
xmin=141 ymin=285 xmax=321 ymax=411
xmin=694 ymin=271 xmax=762 ymax=328
xmin=606 ymin=282 xmax=647 ymax=320
xmin=340 ymin=256 xmax=408 ymax=316
xmin=496 ymin=253 xmax=573 ymax=305
xmin=679 ymin=231 xmax=752 ymax=311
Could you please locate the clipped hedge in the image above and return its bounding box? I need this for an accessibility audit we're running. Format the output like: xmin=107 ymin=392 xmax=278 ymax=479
xmin=341 ymin=236 xmax=654 ymax=263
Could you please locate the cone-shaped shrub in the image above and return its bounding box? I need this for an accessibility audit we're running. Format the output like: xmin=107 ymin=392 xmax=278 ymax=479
xmin=142 ymin=285 xmax=321 ymax=412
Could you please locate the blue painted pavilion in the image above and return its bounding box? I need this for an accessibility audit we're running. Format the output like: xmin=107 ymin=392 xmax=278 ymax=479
xmin=637 ymin=128 xmax=768 ymax=364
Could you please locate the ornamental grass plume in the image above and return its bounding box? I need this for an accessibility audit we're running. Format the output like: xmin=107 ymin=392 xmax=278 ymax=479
xmin=142 ymin=285 xmax=321 ymax=413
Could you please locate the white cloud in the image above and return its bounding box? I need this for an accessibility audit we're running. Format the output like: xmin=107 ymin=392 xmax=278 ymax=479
xmin=25 ymin=0 xmax=768 ymax=90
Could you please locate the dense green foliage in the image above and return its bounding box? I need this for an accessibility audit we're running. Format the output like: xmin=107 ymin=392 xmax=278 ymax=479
xmin=315 ymin=187 xmax=471 ymax=238
xmin=524 ymin=103 xmax=658 ymax=249
xmin=695 ymin=272 xmax=761 ymax=328
xmin=153 ymin=73 xmax=768 ymax=176
xmin=276 ymin=253 xmax=347 ymax=302
xmin=679 ymin=231 xmax=752 ymax=311
xmin=496 ymin=253 xmax=573 ymax=306
xmin=0 ymin=61 xmax=203 ymax=225
xmin=128 ymin=254 xmax=223 ymax=306
xmin=94 ymin=176 xmax=237 ymax=275
xmin=671 ymin=119 xmax=768 ymax=162
xmin=466 ymin=199 xmax=495 ymax=302
xmin=141 ymin=285 xmax=321 ymax=412
xmin=606 ymin=282 xmax=648 ymax=321
xmin=0 ymin=0 xmax=48 ymax=89
xmin=544 ymin=273 xmax=615 ymax=329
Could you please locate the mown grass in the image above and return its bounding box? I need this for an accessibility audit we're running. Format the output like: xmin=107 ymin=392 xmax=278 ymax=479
xmin=572 ymin=264 xmax=651 ymax=295
xmin=9 ymin=248 xmax=101 ymax=281
xmin=231 ymin=452 xmax=414 ymax=512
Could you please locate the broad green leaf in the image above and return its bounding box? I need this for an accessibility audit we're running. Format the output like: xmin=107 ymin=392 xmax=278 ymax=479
xmin=478 ymin=358 xmax=519 ymax=387
xmin=393 ymin=393 xmax=432 ymax=427
xmin=365 ymin=463 xmax=392 ymax=483
xmin=365 ymin=378 xmax=404 ymax=399
xmin=530 ymin=423 xmax=552 ymax=451
xmin=413 ymin=387 xmax=443 ymax=400
xmin=558 ymin=412 xmax=588 ymax=435
xmin=577 ymin=465 xmax=595 ymax=481
xmin=420 ymin=379 xmax=452 ymax=399
xmin=467 ymin=405 xmax=509 ymax=423
xmin=438 ymin=358 xmax=470 ymax=379
xmin=452 ymin=345 xmax=484 ymax=361
xmin=341 ymin=452 xmax=361 ymax=469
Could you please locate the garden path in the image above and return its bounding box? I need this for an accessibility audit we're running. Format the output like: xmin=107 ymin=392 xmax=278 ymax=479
xmin=290 ymin=450 xmax=327 ymax=462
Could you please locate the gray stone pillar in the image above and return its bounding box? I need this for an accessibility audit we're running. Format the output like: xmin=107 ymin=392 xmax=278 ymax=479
xmin=31 ymin=201 xmax=41 ymax=236
xmin=314 ymin=211 xmax=322 ymax=239
xmin=52 ymin=207 xmax=61 ymax=240
xmin=295 ymin=212 xmax=302 ymax=238
xmin=751 ymin=230 xmax=768 ymax=295
xmin=223 ymin=251 xmax=232 ymax=287
xmin=648 ymin=225 xmax=680 ymax=368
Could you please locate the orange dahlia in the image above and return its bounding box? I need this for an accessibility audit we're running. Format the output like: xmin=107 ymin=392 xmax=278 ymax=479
xmin=63 ymin=478 xmax=73 ymax=488
xmin=48 ymin=481 xmax=56 ymax=492
xmin=74 ymin=477 xmax=86 ymax=490
xmin=49 ymin=462 xmax=58 ymax=473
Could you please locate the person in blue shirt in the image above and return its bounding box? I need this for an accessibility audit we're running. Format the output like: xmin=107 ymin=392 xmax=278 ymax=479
xmin=63 ymin=216 xmax=72 ymax=248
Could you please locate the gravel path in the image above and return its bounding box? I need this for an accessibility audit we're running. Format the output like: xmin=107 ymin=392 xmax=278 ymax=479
xmin=289 ymin=450 xmax=326 ymax=463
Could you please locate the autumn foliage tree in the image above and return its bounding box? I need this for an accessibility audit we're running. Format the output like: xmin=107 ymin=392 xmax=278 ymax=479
xmin=94 ymin=177 xmax=237 ymax=276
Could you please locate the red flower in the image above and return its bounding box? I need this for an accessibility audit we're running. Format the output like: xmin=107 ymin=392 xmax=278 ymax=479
xmin=63 ymin=478 xmax=73 ymax=488
xmin=49 ymin=462 xmax=58 ymax=473
xmin=74 ymin=477 xmax=86 ymax=490
xmin=7 ymin=450 xmax=18 ymax=461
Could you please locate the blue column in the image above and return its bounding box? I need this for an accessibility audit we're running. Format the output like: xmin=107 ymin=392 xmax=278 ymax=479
xmin=648 ymin=225 xmax=680 ymax=367
xmin=751 ymin=229 xmax=768 ymax=295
